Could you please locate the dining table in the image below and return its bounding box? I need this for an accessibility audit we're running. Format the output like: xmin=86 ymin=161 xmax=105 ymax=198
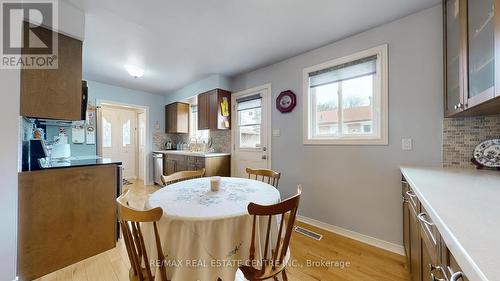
xmin=143 ymin=176 xmax=282 ymax=281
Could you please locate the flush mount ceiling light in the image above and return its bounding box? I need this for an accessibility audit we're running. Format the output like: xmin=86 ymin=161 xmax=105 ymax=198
xmin=124 ymin=65 xmax=144 ymax=78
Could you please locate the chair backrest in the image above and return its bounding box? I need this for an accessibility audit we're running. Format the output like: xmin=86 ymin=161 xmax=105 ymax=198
xmin=243 ymin=185 xmax=302 ymax=280
xmin=161 ymin=168 xmax=205 ymax=186
xmin=117 ymin=190 xmax=168 ymax=281
xmin=246 ymin=168 xmax=281 ymax=188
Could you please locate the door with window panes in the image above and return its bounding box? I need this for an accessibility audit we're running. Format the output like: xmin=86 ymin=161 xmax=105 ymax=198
xmin=232 ymin=89 xmax=269 ymax=178
xmin=101 ymin=106 xmax=137 ymax=179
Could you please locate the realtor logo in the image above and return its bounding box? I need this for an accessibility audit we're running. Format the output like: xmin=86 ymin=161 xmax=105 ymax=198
xmin=1 ymin=0 xmax=58 ymax=69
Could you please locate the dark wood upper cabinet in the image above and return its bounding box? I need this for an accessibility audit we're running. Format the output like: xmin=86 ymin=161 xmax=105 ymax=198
xmin=444 ymin=0 xmax=500 ymax=117
xmin=165 ymin=102 xmax=189 ymax=134
xmin=197 ymin=89 xmax=231 ymax=130
xmin=20 ymin=23 xmax=84 ymax=121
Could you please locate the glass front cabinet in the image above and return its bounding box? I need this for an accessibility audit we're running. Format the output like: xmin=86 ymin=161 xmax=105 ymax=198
xmin=443 ymin=0 xmax=500 ymax=117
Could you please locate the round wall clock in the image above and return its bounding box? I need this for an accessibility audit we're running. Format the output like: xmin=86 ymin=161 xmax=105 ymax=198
xmin=276 ymin=90 xmax=296 ymax=113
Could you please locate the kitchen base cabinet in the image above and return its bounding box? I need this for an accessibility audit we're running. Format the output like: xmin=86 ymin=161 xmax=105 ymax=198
xmin=162 ymin=153 xmax=230 ymax=177
xmin=402 ymin=178 xmax=411 ymax=267
xmin=18 ymin=165 xmax=118 ymax=281
xmin=408 ymin=198 xmax=421 ymax=281
xmin=402 ymin=175 xmax=468 ymax=281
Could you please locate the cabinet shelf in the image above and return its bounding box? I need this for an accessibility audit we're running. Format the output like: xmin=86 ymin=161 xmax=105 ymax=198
xmin=472 ymin=10 xmax=494 ymax=39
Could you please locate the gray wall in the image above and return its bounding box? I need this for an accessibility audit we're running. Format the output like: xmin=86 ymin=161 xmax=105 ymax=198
xmin=87 ymin=80 xmax=166 ymax=184
xmin=164 ymin=74 xmax=231 ymax=104
xmin=230 ymin=6 xmax=443 ymax=245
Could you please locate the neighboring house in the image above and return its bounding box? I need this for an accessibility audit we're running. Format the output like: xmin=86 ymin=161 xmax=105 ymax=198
xmin=316 ymin=105 xmax=373 ymax=135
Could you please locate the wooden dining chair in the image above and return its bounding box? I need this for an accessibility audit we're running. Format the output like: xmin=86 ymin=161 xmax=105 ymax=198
xmin=161 ymin=168 xmax=205 ymax=186
xmin=237 ymin=185 xmax=302 ymax=281
xmin=117 ymin=190 xmax=169 ymax=281
xmin=245 ymin=168 xmax=281 ymax=189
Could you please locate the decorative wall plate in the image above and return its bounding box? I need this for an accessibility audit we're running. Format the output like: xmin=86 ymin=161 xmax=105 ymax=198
xmin=276 ymin=90 xmax=296 ymax=113
xmin=473 ymin=139 xmax=500 ymax=168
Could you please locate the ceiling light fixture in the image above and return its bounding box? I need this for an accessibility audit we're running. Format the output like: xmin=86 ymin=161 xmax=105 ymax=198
xmin=124 ymin=64 xmax=144 ymax=78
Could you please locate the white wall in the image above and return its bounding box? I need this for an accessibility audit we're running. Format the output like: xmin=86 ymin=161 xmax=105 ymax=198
xmin=164 ymin=74 xmax=231 ymax=104
xmin=0 ymin=69 xmax=20 ymax=281
xmin=231 ymin=6 xmax=443 ymax=246
xmin=0 ymin=2 xmax=84 ymax=279
xmin=87 ymin=80 xmax=165 ymax=184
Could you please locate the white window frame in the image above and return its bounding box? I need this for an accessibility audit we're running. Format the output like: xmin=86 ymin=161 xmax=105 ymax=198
xmin=303 ymin=44 xmax=388 ymax=145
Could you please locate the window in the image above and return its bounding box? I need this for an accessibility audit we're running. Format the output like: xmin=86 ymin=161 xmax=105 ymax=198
xmin=122 ymin=119 xmax=131 ymax=147
xmin=103 ymin=117 xmax=112 ymax=148
xmin=237 ymin=96 xmax=262 ymax=149
xmin=303 ymin=44 xmax=388 ymax=145
xmin=190 ymin=106 xmax=209 ymax=141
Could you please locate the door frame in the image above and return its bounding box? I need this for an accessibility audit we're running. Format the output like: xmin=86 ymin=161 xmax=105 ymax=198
xmin=96 ymin=99 xmax=150 ymax=186
xmin=231 ymin=83 xmax=272 ymax=176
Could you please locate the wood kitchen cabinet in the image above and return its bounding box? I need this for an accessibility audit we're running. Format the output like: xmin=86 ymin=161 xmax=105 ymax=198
xmin=162 ymin=153 xmax=230 ymax=177
xmin=197 ymin=89 xmax=231 ymax=130
xmin=408 ymin=192 xmax=421 ymax=281
xmin=165 ymin=102 xmax=189 ymax=133
xmin=18 ymin=165 xmax=118 ymax=281
xmin=402 ymin=178 xmax=411 ymax=269
xmin=20 ymin=23 xmax=84 ymax=121
xmin=402 ymin=175 xmax=467 ymax=281
xmin=443 ymin=0 xmax=500 ymax=117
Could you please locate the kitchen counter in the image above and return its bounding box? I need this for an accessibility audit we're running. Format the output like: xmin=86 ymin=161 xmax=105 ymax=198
xmin=154 ymin=150 xmax=231 ymax=158
xmin=400 ymin=166 xmax=500 ymax=281
xmin=38 ymin=156 xmax=122 ymax=169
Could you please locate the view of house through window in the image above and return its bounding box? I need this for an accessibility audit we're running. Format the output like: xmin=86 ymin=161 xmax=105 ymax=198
xmin=304 ymin=45 xmax=387 ymax=145
xmin=312 ymin=75 xmax=374 ymax=137
xmin=237 ymin=98 xmax=262 ymax=148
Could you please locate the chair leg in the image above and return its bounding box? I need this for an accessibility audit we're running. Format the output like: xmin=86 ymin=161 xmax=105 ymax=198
xmin=281 ymin=270 xmax=288 ymax=281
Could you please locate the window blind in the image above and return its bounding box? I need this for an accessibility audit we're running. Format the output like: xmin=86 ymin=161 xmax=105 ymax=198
xmin=309 ymin=55 xmax=377 ymax=88
xmin=236 ymin=94 xmax=262 ymax=111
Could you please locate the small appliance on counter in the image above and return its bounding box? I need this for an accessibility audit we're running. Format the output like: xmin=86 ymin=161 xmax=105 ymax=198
xmin=165 ymin=140 xmax=173 ymax=150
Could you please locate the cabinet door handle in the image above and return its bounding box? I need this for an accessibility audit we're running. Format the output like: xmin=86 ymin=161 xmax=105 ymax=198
xmin=417 ymin=212 xmax=434 ymax=226
xmin=450 ymin=272 xmax=463 ymax=281
xmin=418 ymin=212 xmax=438 ymax=245
xmin=405 ymin=191 xmax=416 ymax=198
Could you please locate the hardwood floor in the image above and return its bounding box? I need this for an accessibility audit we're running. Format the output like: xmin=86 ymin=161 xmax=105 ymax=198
xmin=34 ymin=180 xmax=410 ymax=281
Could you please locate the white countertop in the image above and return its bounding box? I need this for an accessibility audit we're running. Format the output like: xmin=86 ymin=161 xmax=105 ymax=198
xmin=154 ymin=150 xmax=231 ymax=158
xmin=400 ymin=166 xmax=500 ymax=281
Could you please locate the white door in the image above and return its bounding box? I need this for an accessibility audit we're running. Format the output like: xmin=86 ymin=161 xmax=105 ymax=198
xmin=231 ymin=85 xmax=271 ymax=178
xmin=101 ymin=106 xmax=137 ymax=179
xmin=137 ymin=111 xmax=146 ymax=181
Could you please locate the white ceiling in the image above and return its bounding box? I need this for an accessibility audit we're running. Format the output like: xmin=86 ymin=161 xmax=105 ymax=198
xmin=66 ymin=0 xmax=439 ymax=95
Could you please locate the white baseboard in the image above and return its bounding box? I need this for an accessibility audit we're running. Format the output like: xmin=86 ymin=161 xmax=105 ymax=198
xmin=297 ymin=215 xmax=405 ymax=256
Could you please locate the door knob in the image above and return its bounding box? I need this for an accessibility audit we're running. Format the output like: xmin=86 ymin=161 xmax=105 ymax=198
xmin=261 ymin=155 xmax=267 ymax=160
xmin=262 ymin=147 xmax=267 ymax=151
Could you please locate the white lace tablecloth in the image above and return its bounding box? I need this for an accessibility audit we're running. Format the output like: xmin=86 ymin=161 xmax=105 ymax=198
xmin=144 ymin=177 xmax=281 ymax=281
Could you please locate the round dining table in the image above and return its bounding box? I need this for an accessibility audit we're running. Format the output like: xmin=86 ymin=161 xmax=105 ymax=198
xmin=144 ymin=177 xmax=281 ymax=281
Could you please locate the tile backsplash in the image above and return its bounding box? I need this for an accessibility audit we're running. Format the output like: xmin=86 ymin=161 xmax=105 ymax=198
xmin=442 ymin=114 xmax=500 ymax=168
xmin=153 ymin=130 xmax=231 ymax=153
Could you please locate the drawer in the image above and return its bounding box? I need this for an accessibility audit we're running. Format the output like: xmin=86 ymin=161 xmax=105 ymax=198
xmin=188 ymin=156 xmax=206 ymax=165
xmin=417 ymin=205 xmax=440 ymax=264
xmin=165 ymin=154 xmax=187 ymax=162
